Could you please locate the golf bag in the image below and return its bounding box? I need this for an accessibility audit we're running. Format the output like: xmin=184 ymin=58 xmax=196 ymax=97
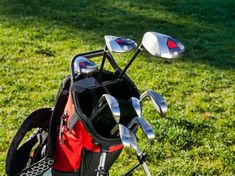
xmin=6 ymin=69 xmax=140 ymax=176
xmin=6 ymin=32 xmax=183 ymax=176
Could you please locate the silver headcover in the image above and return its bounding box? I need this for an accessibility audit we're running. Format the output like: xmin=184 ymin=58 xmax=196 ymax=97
xmin=141 ymin=32 xmax=185 ymax=59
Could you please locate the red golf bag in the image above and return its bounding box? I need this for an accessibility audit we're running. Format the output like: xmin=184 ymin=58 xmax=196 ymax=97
xmin=6 ymin=51 xmax=140 ymax=176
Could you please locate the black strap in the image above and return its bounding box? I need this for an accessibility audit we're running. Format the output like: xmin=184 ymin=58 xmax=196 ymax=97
xmin=6 ymin=108 xmax=51 ymax=176
xmin=47 ymin=76 xmax=71 ymax=157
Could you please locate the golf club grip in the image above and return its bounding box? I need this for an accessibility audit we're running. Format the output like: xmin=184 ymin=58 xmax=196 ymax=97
xmin=142 ymin=162 xmax=151 ymax=176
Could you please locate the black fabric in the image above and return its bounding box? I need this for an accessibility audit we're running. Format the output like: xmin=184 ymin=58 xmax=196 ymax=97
xmin=72 ymin=87 xmax=122 ymax=148
xmin=47 ymin=76 xmax=71 ymax=157
xmin=92 ymin=103 xmax=117 ymax=138
xmin=67 ymin=88 xmax=99 ymax=131
xmin=6 ymin=108 xmax=51 ymax=176
xmin=13 ymin=135 xmax=38 ymax=174
xmin=91 ymin=99 xmax=137 ymax=138
xmin=51 ymin=169 xmax=79 ymax=176
xmin=6 ymin=76 xmax=70 ymax=175
xmin=79 ymin=148 xmax=122 ymax=176
xmin=70 ymin=73 xmax=140 ymax=147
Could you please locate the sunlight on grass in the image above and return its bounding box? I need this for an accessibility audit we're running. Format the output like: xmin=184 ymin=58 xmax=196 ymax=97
xmin=0 ymin=0 xmax=234 ymax=175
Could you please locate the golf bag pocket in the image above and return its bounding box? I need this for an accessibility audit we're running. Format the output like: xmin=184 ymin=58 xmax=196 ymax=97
xmin=79 ymin=148 xmax=122 ymax=176
xmin=52 ymin=119 xmax=100 ymax=172
xmin=52 ymin=87 xmax=124 ymax=174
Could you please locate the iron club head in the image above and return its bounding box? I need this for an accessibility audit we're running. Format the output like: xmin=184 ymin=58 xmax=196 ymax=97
xmin=127 ymin=116 xmax=155 ymax=140
xmin=136 ymin=117 xmax=155 ymax=140
xmin=129 ymin=97 xmax=155 ymax=140
xmin=129 ymin=97 xmax=142 ymax=117
xmin=99 ymin=94 xmax=120 ymax=123
xmin=140 ymin=89 xmax=167 ymax=117
xmin=119 ymin=124 xmax=131 ymax=148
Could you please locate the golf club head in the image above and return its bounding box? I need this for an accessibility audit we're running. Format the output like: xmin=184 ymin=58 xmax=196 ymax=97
xmin=129 ymin=130 xmax=142 ymax=155
xmin=119 ymin=124 xmax=131 ymax=147
xmin=128 ymin=115 xmax=155 ymax=140
xmin=130 ymin=97 xmax=142 ymax=117
xmin=137 ymin=117 xmax=155 ymax=140
xmin=140 ymin=89 xmax=167 ymax=117
xmin=104 ymin=35 xmax=137 ymax=53
xmin=74 ymin=56 xmax=98 ymax=75
xmin=127 ymin=117 xmax=139 ymax=129
xmin=141 ymin=32 xmax=185 ymax=59
xmin=99 ymin=94 xmax=120 ymax=123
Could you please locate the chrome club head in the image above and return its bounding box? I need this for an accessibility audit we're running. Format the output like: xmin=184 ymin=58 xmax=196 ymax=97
xmin=136 ymin=117 xmax=155 ymax=140
xmin=104 ymin=35 xmax=137 ymax=53
xmin=141 ymin=32 xmax=185 ymax=59
xmin=99 ymin=94 xmax=131 ymax=147
xmin=127 ymin=117 xmax=155 ymax=140
xmin=129 ymin=97 xmax=155 ymax=140
xmin=74 ymin=56 xmax=98 ymax=75
xmin=129 ymin=130 xmax=141 ymax=155
xmin=99 ymin=94 xmax=120 ymax=123
xmin=130 ymin=97 xmax=142 ymax=117
xmin=140 ymin=89 xmax=167 ymax=117
xmin=119 ymin=124 xmax=131 ymax=147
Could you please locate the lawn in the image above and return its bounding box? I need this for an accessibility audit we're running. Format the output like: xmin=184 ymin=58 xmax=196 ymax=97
xmin=0 ymin=0 xmax=234 ymax=175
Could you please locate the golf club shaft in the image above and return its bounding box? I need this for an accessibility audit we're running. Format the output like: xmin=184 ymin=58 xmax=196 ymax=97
xmin=96 ymin=152 xmax=107 ymax=176
xmin=97 ymin=47 xmax=108 ymax=82
xmin=118 ymin=45 xmax=142 ymax=78
xmin=142 ymin=162 xmax=151 ymax=176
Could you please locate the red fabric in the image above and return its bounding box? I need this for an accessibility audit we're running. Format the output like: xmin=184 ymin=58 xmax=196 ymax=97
xmin=52 ymin=94 xmax=123 ymax=172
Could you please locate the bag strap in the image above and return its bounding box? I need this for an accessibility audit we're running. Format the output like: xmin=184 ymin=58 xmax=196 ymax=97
xmin=6 ymin=108 xmax=51 ymax=176
xmin=47 ymin=76 xmax=71 ymax=157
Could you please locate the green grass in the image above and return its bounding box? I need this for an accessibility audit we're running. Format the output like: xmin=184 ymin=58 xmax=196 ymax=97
xmin=0 ymin=0 xmax=234 ymax=175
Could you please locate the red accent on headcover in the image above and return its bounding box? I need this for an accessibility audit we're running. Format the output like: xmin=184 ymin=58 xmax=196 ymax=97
xmin=52 ymin=94 xmax=123 ymax=172
xmin=167 ymin=39 xmax=178 ymax=49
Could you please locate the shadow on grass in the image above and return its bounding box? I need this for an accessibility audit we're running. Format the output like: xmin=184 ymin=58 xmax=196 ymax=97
xmin=1 ymin=0 xmax=235 ymax=70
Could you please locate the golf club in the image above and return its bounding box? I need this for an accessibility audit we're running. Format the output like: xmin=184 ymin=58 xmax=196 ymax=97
xmin=104 ymin=35 xmax=137 ymax=53
xmin=129 ymin=97 xmax=155 ymax=140
xmin=97 ymin=35 xmax=137 ymax=82
xmin=119 ymin=124 xmax=132 ymax=147
xmin=141 ymin=32 xmax=185 ymax=59
xmin=99 ymin=94 xmax=131 ymax=147
xmin=99 ymin=94 xmax=120 ymax=123
xmin=119 ymin=31 xmax=185 ymax=77
xmin=127 ymin=117 xmax=155 ymax=140
xmin=74 ymin=56 xmax=98 ymax=76
xmin=140 ymin=89 xmax=167 ymax=117
xmin=126 ymin=130 xmax=151 ymax=176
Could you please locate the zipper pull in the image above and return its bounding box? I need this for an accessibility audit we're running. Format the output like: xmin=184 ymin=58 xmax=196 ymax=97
xmin=59 ymin=112 xmax=68 ymax=145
